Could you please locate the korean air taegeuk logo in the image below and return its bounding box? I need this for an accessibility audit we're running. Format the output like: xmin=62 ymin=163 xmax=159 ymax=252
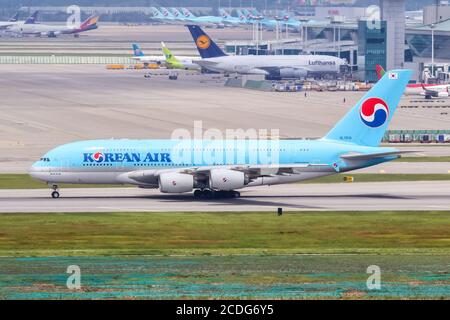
xmin=359 ymin=97 xmax=390 ymax=128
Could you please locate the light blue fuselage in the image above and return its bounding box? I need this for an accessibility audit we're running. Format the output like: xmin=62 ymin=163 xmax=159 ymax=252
xmin=29 ymin=139 xmax=398 ymax=188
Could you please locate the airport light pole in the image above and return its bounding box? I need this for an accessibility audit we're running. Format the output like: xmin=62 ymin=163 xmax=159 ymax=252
xmin=285 ymin=20 xmax=289 ymax=39
xmin=431 ymin=23 xmax=435 ymax=78
xmin=298 ymin=19 xmax=309 ymax=52
xmin=338 ymin=24 xmax=341 ymax=59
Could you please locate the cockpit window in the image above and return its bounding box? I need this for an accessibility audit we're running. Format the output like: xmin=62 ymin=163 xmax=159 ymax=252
xmin=40 ymin=157 xmax=50 ymax=162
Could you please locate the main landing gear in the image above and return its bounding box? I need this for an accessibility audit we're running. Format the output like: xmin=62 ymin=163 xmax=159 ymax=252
xmin=50 ymin=185 xmax=60 ymax=199
xmin=194 ymin=189 xmax=241 ymax=199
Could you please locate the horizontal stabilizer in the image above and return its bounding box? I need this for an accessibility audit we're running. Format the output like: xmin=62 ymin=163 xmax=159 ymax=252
xmin=341 ymin=150 xmax=418 ymax=161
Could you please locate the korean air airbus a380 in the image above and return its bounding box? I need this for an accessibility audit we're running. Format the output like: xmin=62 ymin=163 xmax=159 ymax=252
xmin=30 ymin=70 xmax=412 ymax=199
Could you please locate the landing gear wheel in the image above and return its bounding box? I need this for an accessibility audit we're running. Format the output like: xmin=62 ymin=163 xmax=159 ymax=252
xmin=231 ymin=191 xmax=241 ymax=198
xmin=51 ymin=191 xmax=60 ymax=199
xmin=194 ymin=190 xmax=204 ymax=199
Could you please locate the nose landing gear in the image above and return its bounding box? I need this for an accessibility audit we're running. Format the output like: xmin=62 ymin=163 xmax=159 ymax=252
xmin=50 ymin=185 xmax=60 ymax=199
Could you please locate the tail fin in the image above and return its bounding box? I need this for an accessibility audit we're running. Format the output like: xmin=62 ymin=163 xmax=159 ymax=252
xmin=251 ymin=9 xmax=263 ymax=17
xmin=236 ymin=10 xmax=248 ymax=21
xmin=187 ymin=25 xmax=227 ymax=59
xmin=160 ymin=7 xmax=174 ymax=18
xmin=132 ymin=43 xmax=145 ymax=57
xmin=219 ymin=8 xmax=230 ymax=18
xmin=161 ymin=42 xmax=177 ymax=62
xmin=9 ymin=12 xmax=19 ymax=22
xmin=150 ymin=7 xmax=163 ymax=18
xmin=24 ymin=11 xmax=38 ymax=24
xmin=376 ymin=64 xmax=386 ymax=81
xmin=80 ymin=15 xmax=99 ymax=30
xmin=170 ymin=8 xmax=182 ymax=19
xmin=162 ymin=42 xmax=181 ymax=68
xmin=242 ymin=9 xmax=254 ymax=19
xmin=324 ymin=69 xmax=412 ymax=147
xmin=181 ymin=8 xmax=196 ymax=18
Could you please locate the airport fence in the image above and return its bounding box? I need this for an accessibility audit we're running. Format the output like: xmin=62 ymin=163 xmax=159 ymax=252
xmin=0 ymin=56 xmax=136 ymax=64
xmin=383 ymin=130 xmax=450 ymax=143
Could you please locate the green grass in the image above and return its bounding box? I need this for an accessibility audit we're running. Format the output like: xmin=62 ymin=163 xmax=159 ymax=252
xmin=0 ymin=174 xmax=129 ymax=189
xmin=303 ymin=173 xmax=450 ymax=184
xmin=0 ymin=211 xmax=449 ymax=257
xmin=1 ymin=173 xmax=450 ymax=190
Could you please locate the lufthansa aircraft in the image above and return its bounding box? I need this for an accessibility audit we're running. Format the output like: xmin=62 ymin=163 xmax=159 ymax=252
xmin=29 ymin=70 xmax=413 ymax=199
xmin=187 ymin=25 xmax=347 ymax=79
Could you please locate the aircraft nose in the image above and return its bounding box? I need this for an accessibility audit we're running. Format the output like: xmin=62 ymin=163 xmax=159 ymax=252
xmin=28 ymin=162 xmax=47 ymax=181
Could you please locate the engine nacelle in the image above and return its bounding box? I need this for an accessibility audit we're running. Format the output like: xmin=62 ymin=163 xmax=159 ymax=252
xmin=279 ymin=68 xmax=308 ymax=79
xmin=209 ymin=169 xmax=246 ymax=191
xmin=158 ymin=173 xmax=193 ymax=193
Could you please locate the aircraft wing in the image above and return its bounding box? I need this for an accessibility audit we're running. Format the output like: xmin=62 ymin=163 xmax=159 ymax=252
xmin=340 ymin=150 xmax=418 ymax=161
xmin=119 ymin=163 xmax=338 ymax=186
xmin=182 ymin=163 xmax=337 ymax=176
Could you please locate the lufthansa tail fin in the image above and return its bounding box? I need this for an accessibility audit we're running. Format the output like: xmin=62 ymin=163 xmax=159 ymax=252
xmin=24 ymin=11 xmax=38 ymax=24
xmin=187 ymin=25 xmax=227 ymax=59
xmin=323 ymin=69 xmax=412 ymax=147
xmin=132 ymin=43 xmax=145 ymax=57
xmin=9 ymin=12 xmax=19 ymax=22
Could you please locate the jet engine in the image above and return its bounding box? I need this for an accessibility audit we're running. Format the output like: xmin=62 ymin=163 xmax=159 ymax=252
xmin=42 ymin=31 xmax=60 ymax=37
xmin=209 ymin=169 xmax=247 ymax=191
xmin=159 ymin=173 xmax=194 ymax=193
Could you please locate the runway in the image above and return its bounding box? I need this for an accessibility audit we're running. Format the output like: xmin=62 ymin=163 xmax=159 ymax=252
xmin=1 ymin=181 xmax=449 ymax=212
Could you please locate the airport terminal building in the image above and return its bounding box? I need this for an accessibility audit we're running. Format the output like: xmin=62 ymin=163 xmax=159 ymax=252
xmin=224 ymin=2 xmax=450 ymax=83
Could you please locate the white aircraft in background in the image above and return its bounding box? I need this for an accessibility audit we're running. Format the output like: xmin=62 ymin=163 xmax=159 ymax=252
xmin=7 ymin=14 xmax=99 ymax=37
xmin=188 ymin=25 xmax=348 ymax=79
xmin=1 ymin=11 xmax=38 ymax=31
xmin=131 ymin=43 xmax=165 ymax=64
xmin=377 ymin=65 xmax=449 ymax=99
xmin=0 ymin=12 xmax=19 ymax=29
xmin=132 ymin=43 xmax=199 ymax=68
